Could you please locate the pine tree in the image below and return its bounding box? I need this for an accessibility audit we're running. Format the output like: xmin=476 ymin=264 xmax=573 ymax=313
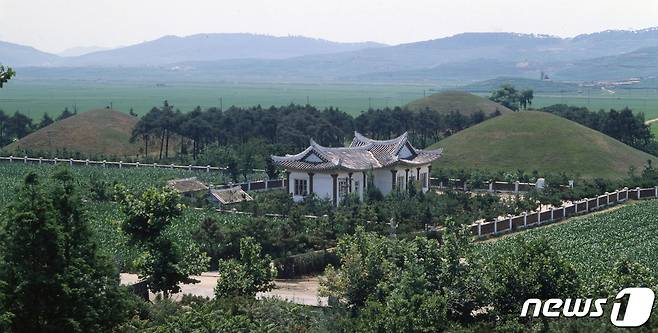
xmin=1 ymin=172 xmax=70 ymax=333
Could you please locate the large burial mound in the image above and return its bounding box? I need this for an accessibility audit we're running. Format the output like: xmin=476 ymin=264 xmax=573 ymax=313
xmin=4 ymin=109 xmax=141 ymax=156
xmin=429 ymin=111 xmax=658 ymax=179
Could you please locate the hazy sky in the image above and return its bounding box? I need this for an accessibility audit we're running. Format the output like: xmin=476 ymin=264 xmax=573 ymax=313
xmin=1 ymin=0 xmax=657 ymax=53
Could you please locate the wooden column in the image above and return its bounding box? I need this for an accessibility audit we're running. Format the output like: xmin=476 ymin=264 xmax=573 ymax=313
xmin=405 ymin=169 xmax=410 ymax=191
xmin=285 ymin=171 xmax=291 ymax=194
xmin=308 ymin=173 xmax=314 ymax=195
xmin=331 ymin=174 xmax=338 ymax=207
xmin=416 ymin=167 xmax=420 ymax=180
xmin=427 ymin=165 xmax=432 ymax=188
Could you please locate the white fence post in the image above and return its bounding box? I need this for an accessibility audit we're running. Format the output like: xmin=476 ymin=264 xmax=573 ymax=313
xmin=493 ymin=220 xmax=497 ymax=234
xmin=515 ymin=181 xmax=519 ymax=193
xmin=478 ymin=223 xmax=482 ymax=237
xmin=38 ymin=157 xmax=42 ymax=165
xmin=102 ymin=160 xmax=106 ymax=168
xmin=538 ymin=210 xmax=542 ymax=224
xmin=188 ymin=165 xmax=192 ymax=171
xmin=655 ymin=186 xmax=658 ymax=198
xmin=550 ymin=207 xmax=554 ymax=221
xmin=637 ymin=187 xmax=641 ymax=200
xmin=508 ymin=216 xmax=513 ymax=231
xmin=69 ymin=158 xmax=73 ymax=166
xmin=8 ymin=156 xmax=13 ymax=163
xmin=119 ymin=161 xmax=123 ymax=169
xmin=488 ymin=182 xmax=493 ymax=192
xmin=523 ymin=212 xmax=527 ymax=227
xmin=23 ymin=156 xmax=27 ymax=164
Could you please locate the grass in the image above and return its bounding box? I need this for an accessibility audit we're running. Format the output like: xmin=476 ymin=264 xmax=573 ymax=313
xmin=477 ymin=200 xmax=658 ymax=280
xmin=0 ymin=80 xmax=435 ymax=119
xmin=429 ymin=111 xmax=658 ymax=180
xmin=405 ymin=91 xmax=512 ymax=115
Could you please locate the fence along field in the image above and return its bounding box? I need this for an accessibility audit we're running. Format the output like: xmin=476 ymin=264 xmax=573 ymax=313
xmin=471 ymin=186 xmax=658 ymax=237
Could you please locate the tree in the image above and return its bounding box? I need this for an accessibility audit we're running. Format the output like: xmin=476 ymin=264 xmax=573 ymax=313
xmin=56 ymin=107 xmax=75 ymax=121
xmin=489 ymin=84 xmax=529 ymax=111
xmin=0 ymin=64 xmax=15 ymax=88
xmin=520 ymin=89 xmax=534 ymax=110
xmin=115 ymin=186 xmax=209 ymax=297
xmin=487 ymin=237 xmax=579 ymax=322
xmin=0 ymin=172 xmax=70 ymax=333
xmin=49 ymin=167 xmax=134 ymax=332
xmin=320 ymin=227 xmax=389 ymax=307
xmin=0 ymin=170 xmax=136 ymax=332
xmin=38 ymin=113 xmax=54 ymax=128
xmin=215 ymin=237 xmax=276 ymax=298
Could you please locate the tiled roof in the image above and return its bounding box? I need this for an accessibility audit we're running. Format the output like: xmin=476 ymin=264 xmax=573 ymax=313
xmin=210 ymin=186 xmax=253 ymax=205
xmin=167 ymin=177 xmax=209 ymax=193
xmin=272 ymin=132 xmax=442 ymax=171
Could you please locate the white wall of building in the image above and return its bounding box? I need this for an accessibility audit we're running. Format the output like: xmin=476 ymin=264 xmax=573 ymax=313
xmin=288 ymin=164 xmax=432 ymax=204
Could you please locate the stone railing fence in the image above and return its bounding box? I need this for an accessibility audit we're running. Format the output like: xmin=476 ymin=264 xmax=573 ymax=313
xmin=469 ymin=186 xmax=658 ymax=238
xmin=430 ymin=177 xmax=555 ymax=193
xmin=0 ymin=155 xmax=270 ymax=173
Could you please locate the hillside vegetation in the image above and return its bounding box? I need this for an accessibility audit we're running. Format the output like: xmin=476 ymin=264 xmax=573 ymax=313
xmin=405 ymin=91 xmax=512 ymax=116
xmin=430 ymin=111 xmax=658 ymax=179
xmin=3 ymin=108 xmax=141 ymax=156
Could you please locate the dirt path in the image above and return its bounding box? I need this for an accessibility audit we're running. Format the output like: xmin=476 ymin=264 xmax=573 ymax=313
xmin=120 ymin=273 xmax=327 ymax=306
xmin=645 ymin=117 xmax=658 ymax=125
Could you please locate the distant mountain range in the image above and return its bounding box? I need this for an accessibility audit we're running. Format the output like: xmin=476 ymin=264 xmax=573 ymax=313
xmin=5 ymin=28 xmax=658 ymax=84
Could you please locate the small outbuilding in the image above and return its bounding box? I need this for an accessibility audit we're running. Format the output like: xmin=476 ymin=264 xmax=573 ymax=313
xmin=210 ymin=186 xmax=254 ymax=207
xmin=167 ymin=177 xmax=209 ymax=196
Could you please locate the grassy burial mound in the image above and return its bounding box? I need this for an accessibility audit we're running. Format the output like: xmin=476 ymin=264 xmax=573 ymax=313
xmin=405 ymin=90 xmax=513 ymax=116
xmin=430 ymin=111 xmax=658 ymax=179
xmin=4 ymin=108 xmax=141 ymax=156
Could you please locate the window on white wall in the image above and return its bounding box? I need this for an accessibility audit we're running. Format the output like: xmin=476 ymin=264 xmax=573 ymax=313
xmin=294 ymin=179 xmax=308 ymax=196
xmin=397 ymin=175 xmax=405 ymax=191
xmin=421 ymin=173 xmax=428 ymax=188
xmin=338 ymin=178 xmax=349 ymax=198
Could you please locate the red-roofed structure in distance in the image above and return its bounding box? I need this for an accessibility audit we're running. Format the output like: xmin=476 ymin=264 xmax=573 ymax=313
xmin=271 ymin=132 xmax=442 ymax=206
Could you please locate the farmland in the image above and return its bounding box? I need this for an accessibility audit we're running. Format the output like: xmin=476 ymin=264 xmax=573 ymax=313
xmin=0 ymin=79 xmax=433 ymax=118
xmin=478 ymin=200 xmax=658 ymax=280
xmin=0 ymin=162 xmax=237 ymax=270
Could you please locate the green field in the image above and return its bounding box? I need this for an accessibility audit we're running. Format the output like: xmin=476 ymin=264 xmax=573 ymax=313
xmin=0 ymin=80 xmax=436 ymax=118
xmin=3 ymin=80 xmax=658 ymax=121
xmin=478 ymin=200 xmax=658 ymax=280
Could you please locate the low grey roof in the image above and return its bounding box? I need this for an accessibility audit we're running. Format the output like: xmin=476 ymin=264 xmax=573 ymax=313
xmin=167 ymin=177 xmax=209 ymax=193
xmin=210 ymin=186 xmax=253 ymax=205
xmin=271 ymin=132 xmax=442 ymax=171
